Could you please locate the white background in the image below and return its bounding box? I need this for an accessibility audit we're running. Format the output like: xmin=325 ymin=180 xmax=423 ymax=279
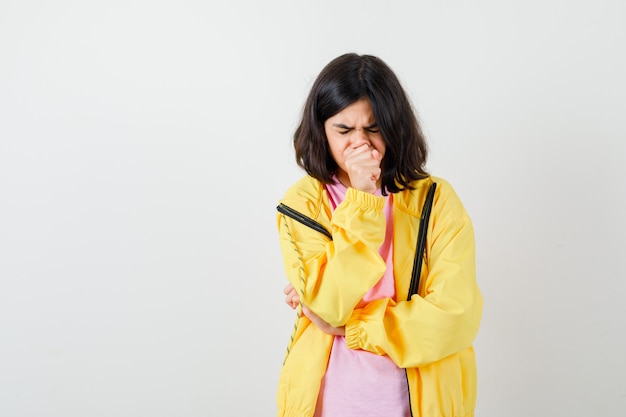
xmin=1 ymin=1 xmax=625 ymax=416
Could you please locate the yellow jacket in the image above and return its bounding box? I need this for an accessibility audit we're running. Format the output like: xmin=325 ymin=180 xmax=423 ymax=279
xmin=276 ymin=175 xmax=483 ymax=417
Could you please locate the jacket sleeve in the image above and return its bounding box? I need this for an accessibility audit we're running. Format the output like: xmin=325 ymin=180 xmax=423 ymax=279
xmin=277 ymin=187 xmax=387 ymax=328
xmin=343 ymin=183 xmax=483 ymax=368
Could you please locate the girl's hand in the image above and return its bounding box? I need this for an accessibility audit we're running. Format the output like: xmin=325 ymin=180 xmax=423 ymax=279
xmin=344 ymin=144 xmax=383 ymax=194
xmin=283 ymin=283 xmax=300 ymax=309
xmin=302 ymin=305 xmax=346 ymax=336
xmin=284 ymin=283 xmax=345 ymax=336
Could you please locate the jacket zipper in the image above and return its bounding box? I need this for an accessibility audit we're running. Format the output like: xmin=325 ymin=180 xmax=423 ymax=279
xmin=405 ymin=370 xmax=415 ymax=417
xmin=276 ymin=203 xmax=333 ymax=240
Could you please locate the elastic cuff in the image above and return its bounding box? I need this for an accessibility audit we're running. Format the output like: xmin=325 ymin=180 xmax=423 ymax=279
xmin=344 ymin=315 xmax=364 ymax=350
xmin=345 ymin=188 xmax=385 ymax=210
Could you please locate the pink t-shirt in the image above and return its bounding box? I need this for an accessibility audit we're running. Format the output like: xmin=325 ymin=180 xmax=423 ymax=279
xmin=314 ymin=179 xmax=410 ymax=417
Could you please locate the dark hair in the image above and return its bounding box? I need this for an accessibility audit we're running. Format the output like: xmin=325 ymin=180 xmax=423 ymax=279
xmin=294 ymin=53 xmax=429 ymax=194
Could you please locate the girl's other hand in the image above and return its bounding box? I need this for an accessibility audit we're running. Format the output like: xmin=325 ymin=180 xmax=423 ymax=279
xmin=301 ymin=305 xmax=346 ymax=336
xmin=283 ymin=283 xmax=300 ymax=309
xmin=284 ymin=283 xmax=345 ymax=336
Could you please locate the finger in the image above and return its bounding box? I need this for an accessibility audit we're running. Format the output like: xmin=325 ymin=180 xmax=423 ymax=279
xmin=285 ymin=288 xmax=300 ymax=307
xmin=346 ymin=151 xmax=382 ymax=171
xmin=343 ymin=143 xmax=371 ymax=160
xmin=283 ymin=283 xmax=294 ymax=295
xmin=346 ymin=144 xmax=372 ymax=159
xmin=291 ymin=295 xmax=300 ymax=305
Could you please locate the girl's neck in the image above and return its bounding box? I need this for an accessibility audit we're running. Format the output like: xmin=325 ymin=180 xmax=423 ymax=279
xmin=335 ymin=171 xmax=351 ymax=189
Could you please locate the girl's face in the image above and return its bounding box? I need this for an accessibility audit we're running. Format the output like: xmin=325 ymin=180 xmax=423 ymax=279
xmin=324 ymin=98 xmax=386 ymax=188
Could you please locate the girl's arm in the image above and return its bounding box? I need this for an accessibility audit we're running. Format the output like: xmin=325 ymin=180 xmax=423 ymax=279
xmin=277 ymin=186 xmax=387 ymax=328
xmin=284 ymin=283 xmax=346 ymax=336
xmin=343 ymin=185 xmax=483 ymax=368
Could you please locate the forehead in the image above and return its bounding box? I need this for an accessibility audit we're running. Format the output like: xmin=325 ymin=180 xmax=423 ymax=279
xmin=326 ymin=98 xmax=375 ymax=123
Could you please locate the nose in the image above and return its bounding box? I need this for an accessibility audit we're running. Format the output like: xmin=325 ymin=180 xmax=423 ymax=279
xmin=350 ymin=128 xmax=371 ymax=148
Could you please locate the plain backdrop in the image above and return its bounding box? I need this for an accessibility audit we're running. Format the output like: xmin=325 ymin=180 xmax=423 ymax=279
xmin=1 ymin=1 xmax=625 ymax=416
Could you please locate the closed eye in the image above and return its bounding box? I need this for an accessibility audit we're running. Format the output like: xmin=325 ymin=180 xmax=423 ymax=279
xmin=365 ymin=122 xmax=379 ymax=133
xmin=332 ymin=123 xmax=378 ymax=134
xmin=333 ymin=124 xmax=352 ymax=135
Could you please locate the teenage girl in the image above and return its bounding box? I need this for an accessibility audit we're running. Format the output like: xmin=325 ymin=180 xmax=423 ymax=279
xmin=276 ymin=53 xmax=483 ymax=417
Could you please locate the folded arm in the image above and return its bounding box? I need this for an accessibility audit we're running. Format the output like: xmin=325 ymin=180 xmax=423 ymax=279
xmin=277 ymin=187 xmax=387 ymax=327
xmin=344 ymin=185 xmax=483 ymax=367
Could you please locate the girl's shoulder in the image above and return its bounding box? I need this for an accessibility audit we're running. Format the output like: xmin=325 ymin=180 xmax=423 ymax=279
xmin=394 ymin=176 xmax=466 ymax=216
xmin=279 ymin=175 xmax=327 ymax=219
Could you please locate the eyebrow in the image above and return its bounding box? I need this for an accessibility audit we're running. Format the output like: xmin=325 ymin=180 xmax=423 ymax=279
xmin=332 ymin=122 xmax=378 ymax=129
